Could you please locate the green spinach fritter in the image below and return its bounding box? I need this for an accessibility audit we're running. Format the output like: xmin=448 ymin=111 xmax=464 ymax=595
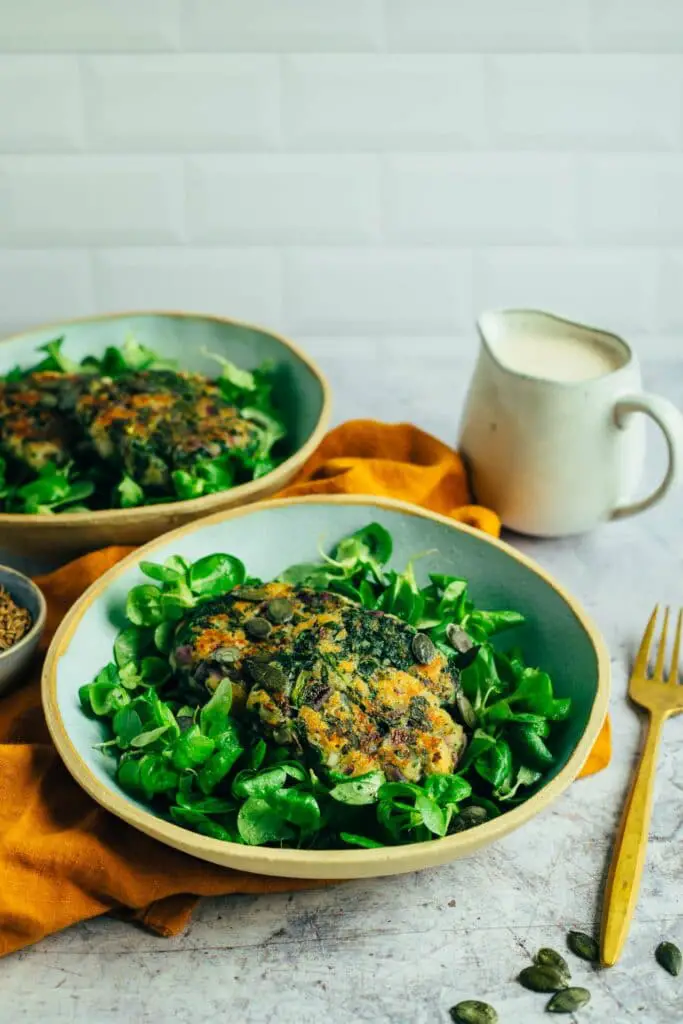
xmin=74 ymin=370 xmax=260 ymax=490
xmin=0 ymin=368 xmax=262 ymax=495
xmin=172 ymin=582 xmax=466 ymax=782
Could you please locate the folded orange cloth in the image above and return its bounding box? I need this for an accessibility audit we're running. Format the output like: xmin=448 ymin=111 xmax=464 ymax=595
xmin=0 ymin=421 xmax=610 ymax=956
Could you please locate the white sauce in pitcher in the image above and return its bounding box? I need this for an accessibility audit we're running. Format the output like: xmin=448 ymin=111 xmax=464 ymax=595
xmin=490 ymin=329 xmax=623 ymax=383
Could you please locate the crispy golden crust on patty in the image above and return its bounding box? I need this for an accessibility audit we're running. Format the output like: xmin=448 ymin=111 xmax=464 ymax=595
xmin=75 ymin=370 xmax=259 ymax=489
xmin=174 ymin=582 xmax=465 ymax=782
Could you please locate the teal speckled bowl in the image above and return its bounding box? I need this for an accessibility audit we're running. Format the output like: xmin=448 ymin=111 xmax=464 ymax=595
xmin=0 ymin=311 xmax=330 ymax=559
xmin=43 ymin=495 xmax=610 ymax=880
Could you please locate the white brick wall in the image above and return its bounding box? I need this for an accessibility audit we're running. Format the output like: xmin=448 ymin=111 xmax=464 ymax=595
xmin=186 ymin=156 xmax=380 ymax=242
xmin=0 ymin=0 xmax=680 ymax=360
xmin=83 ymin=57 xmax=280 ymax=151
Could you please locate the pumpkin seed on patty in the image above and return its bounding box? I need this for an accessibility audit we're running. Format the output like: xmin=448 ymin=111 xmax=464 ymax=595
xmin=233 ymin=587 xmax=268 ymax=602
xmin=245 ymin=616 xmax=272 ymax=640
xmin=412 ymin=632 xmax=436 ymax=664
xmin=211 ymin=646 xmax=241 ymax=665
xmin=245 ymin=657 xmax=275 ymax=681
xmin=267 ymin=597 xmax=294 ymax=624
xmin=247 ymin=659 xmax=289 ymax=693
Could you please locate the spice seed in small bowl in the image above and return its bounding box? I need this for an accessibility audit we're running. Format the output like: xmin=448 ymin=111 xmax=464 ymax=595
xmin=0 ymin=586 xmax=32 ymax=652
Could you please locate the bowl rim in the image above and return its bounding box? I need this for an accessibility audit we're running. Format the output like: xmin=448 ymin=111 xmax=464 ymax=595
xmin=0 ymin=309 xmax=332 ymax=530
xmin=41 ymin=494 xmax=611 ymax=875
xmin=0 ymin=563 xmax=47 ymax=661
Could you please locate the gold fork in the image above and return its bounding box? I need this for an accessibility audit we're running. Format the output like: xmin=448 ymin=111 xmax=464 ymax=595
xmin=600 ymin=606 xmax=683 ymax=966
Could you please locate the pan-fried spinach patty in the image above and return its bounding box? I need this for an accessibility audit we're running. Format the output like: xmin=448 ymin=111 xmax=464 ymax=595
xmin=0 ymin=337 xmax=286 ymax=513
xmin=79 ymin=522 xmax=572 ymax=850
xmin=74 ymin=370 xmax=261 ymax=492
xmin=173 ymin=582 xmax=465 ymax=782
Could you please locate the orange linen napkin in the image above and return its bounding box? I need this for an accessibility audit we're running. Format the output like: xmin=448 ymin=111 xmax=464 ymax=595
xmin=0 ymin=421 xmax=611 ymax=957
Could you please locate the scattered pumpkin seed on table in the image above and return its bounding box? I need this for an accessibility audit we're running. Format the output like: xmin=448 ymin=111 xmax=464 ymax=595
xmin=535 ymin=948 xmax=571 ymax=980
xmin=655 ymin=941 xmax=682 ymax=977
xmin=566 ymin=930 xmax=599 ymax=963
xmin=518 ymin=964 xmax=568 ymax=993
xmin=449 ymin=1000 xmax=498 ymax=1024
xmin=546 ymin=987 xmax=592 ymax=1014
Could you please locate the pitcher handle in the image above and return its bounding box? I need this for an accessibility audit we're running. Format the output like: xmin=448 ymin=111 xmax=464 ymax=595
xmin=611 ymin=392 xmax=683 ymax=520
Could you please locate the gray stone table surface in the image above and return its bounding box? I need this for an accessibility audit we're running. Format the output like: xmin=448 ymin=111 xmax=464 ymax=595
xmin=0 ymin=352 xmax=681 ymax=1023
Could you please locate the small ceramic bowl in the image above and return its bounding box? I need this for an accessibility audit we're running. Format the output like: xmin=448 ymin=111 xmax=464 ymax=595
xmin=0 ymin=565 xmax=47 ymax=695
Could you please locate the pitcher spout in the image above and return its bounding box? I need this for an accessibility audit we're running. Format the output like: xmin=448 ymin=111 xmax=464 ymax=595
xmin=476 ymin=308 xmax=631 ymax=385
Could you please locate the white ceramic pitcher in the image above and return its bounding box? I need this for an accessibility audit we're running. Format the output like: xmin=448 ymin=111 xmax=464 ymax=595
xmin=458 ymin=309 xmax=683 ymax=537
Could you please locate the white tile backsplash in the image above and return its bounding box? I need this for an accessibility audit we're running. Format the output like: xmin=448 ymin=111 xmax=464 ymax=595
xmin=83 ymin=56 xmax=280 ymax=151
xmin=282 ymin=55 xmax=486 ymax=151
xmin=186 ymin=155 xmax=380 ymax=242
xmin=0 ymin=0 xmax=680 ymax=359
xmin=0 ymin=157 xmax=184 ymax=245
xmin=0 ymin=57 xmax=83 ymax=152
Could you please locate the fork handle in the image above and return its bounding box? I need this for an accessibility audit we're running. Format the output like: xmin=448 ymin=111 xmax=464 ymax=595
xmin=600 ymin=710 xmax=667 ymax=966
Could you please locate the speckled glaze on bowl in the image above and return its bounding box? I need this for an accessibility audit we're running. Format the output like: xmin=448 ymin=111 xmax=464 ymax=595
xmin=0 ymin=565 xmax=46 ymax=695
xmin=0 ymin=311 xmax=330 ymax=559
xmin=42 ymin=496 xmax=610 ymax=880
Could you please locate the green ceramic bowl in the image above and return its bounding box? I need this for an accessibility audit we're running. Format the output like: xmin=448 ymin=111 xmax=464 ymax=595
xmin=0 ymin=311 xmax=330 ymax=558
xmin=43 ymin=496 xmax=610 ymax=880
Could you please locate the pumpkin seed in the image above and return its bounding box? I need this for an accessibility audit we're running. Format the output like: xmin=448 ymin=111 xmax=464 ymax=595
xmin=211 ymin=646 xmax=241 ymax=665
xmin=267 ymin=597 xmax=294 ymax=624
xmin=546 ymin=987 xmax=591 ymax=1014
xmin=449 ymin=1000 xmax=498 ymax=1024
xmin=446 ymin=623 xmax=474 ymax=653
xmin=535 ymin=949 xmax=571 ymax=980
xmin=566 ymin=930 xmax=599 ymax=963
xmin=412 ymin=632 xmax=436 ymax=664
xmin=233 ymin=587 xmax=267 ymax=602
xmin=459 ymin=805 xmax=488 ymax=827
xmin=254 ymin=662 xmax=289 ymax=693
xmin=245 ymin=657 xmax=273 ymax=681
xmin=245 ymin=616 xmax=272 ymax=640
xmin=455 ymin=690 xmax=477 ymax=728
xmin=518 ymin=965 xmax=568 ymax=993
xmin=655 ymin=941 xmax=682 ymax=977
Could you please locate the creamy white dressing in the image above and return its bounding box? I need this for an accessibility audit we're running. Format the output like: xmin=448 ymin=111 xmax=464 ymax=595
xmin=489 ymin=328 xmax=623 ymax=382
